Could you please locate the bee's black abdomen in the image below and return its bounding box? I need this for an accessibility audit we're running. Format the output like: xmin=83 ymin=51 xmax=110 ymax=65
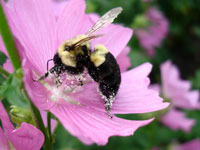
xmin=98 ymin=53 xmax=121 ymax=98
xmin=88 ymin=52 xmax=121 ymax=98
xmin=87 ymin=61 xmax=100 ymax=82
xmin=99 ymin=70 xmax=121 ymax=98
xmin=98 ymin=53 xmax=120 ymax=78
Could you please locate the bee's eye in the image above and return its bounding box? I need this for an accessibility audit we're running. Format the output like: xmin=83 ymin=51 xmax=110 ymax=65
xmin=64 ymin=46 xmax=70 ymax=51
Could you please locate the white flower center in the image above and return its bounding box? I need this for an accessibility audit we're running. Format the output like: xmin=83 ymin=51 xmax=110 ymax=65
xmin=33 ymin=70 xmax=91 ymax=105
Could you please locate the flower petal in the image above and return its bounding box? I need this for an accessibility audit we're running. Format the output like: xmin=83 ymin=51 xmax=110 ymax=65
xmin=2 ymin=0 xmax=57 ymax=73
xmin=0 ymin=128 xmax=9 ymax=150
xmin=161 ymin=60 xmax=200 ymax=109
xmin=56 ymin=0 xmax=92 ymax=46
xmin=116 ymin=46 xmax=131 ymax=72
xmin=174 ymin=139 xmax=200 ymax=150
xmin=135 ymin=7 xmax=168 ymax=57
xmin=0 ymin=102 xmax=14 ymax=133
xmin=0 ymin=36 xmax=13 ymax=73
xmin=3 ymin=59 xmax=13 ymax=73
xmin=161 ymin=108 xmax=195 ymax=132
xmin=72 ymin=63 xmax=169 ymax=114
xmin=23 ymin=59 xmax=54 ymax=110
xmin=0 ymin=102 xmax=43 ymax=149
xmin=50 ymin=102 xmax=153 ymax=145
xmin=51 ymin=0 xmax=69 ymax=17
xmin=150 ymin=84 xmax=161 ymax=94
xmin=135 ymin=29 xmax=156 ymax=57
xmin=8 ymin=123 xmax=44 ymax=150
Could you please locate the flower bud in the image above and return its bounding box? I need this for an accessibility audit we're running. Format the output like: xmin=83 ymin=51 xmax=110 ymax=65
xmin=16 ymin=68 xmax=24 ymax=79
xmin=10 ymin=106 xmax=34 ymax=126
xmin=131 ymin=14 xmax=149 ymax=29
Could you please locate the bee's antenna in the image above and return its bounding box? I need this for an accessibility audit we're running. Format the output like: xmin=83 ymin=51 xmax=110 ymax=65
xmin=32 ymin=72 xmax=49 ymax=82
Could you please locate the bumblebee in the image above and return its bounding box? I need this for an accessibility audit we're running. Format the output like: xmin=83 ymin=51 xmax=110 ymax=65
xmin=88 ymin=44 xmax=121 ymax=117
xmin=35 ymin=7 xmax=123 ymax=117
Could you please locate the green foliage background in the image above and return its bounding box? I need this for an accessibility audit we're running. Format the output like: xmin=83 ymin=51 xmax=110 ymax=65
xmin=0 ymin=0 xmax=200 ymax=149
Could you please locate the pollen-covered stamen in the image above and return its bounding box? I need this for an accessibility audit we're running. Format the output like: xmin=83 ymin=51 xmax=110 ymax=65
xmin=32 ymin=70 xmax=89 ymax=105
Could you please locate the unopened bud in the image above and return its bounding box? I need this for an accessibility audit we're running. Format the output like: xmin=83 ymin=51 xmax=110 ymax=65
xmin=10 ymin=106 xmax=34 ymax=126
xmin=131 ymin=14 xmax=149 ymax=29
xmin=16 ymin=68 xmax=24 ymax=79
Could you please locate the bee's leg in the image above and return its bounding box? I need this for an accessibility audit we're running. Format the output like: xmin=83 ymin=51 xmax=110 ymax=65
xmin=54 ymin=74 xmax=62 ymax=87
xmin=47 ymin=59 xmax=53 ymax=71
xmin=104 ymin=99 xmax=113 ymax=119
xmin=76 ymin=77 xmax=84 ymax=86
xmin=78 ymin=80 xmax=83 ymax=86
xmin=99 ymin=83 xmax=115 ymax=118
xmin=51 ymin=65 xmax=63 ymax=87
xmin=33 ymin=72 xmax=49 ymax=82
xmin=33 ymin=59 xmax=53 ymax=82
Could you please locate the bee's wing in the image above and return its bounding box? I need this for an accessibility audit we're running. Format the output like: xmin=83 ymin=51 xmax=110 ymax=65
xmin=86 ymin=7 xmax=123 ymax=36
xmin=73 ymin=35 xmax=104 ymax=48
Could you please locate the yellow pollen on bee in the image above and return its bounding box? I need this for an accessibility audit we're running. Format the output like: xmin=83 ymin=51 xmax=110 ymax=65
xmin=90 ymin=44 xmax=109 ymax=67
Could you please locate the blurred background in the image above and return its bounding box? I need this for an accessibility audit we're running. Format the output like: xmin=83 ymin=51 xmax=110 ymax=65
xmin=0 ymin=0 xmax=200 ymax=149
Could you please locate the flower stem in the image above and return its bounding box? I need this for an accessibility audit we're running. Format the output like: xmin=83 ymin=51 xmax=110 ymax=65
xmin=30 ymin=102 xmax=53 ymax=150
xmin=47 ymin=111 xmax=53 ymax=142
xmin=0 ymin=3 xmax=21 ymax=70
xmin=53 ymin=119 xmax=60 ymax=135
xmin=0 ymin=66 xmax=10 ymax=77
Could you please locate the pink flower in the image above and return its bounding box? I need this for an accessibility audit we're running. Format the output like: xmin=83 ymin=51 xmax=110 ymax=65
xmin=0 ymin=36 xmax=13 ymax=73
xmin=161 ymin=108 xmax=195 ymax=132
xmin=172 ymin=139 xmax=200 ymax=150
xmin=153 ymin=60 xmax=199 ymax=132
xmin=117 ymin=47 xmax=131 ymax=72
xmin=152 ymin=139 xmax=200 ymax=150
xmin=0 ymin=102 xmax=44 ymax=150
xmin=135 ymin=7 xmax=168 ymax=57
xmin=161 ymin=61 xmax=199 ymax=109
xmin=1 ymin=0 xmax=169 ymax=145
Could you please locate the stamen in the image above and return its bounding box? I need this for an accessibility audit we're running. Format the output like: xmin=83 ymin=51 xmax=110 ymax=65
xmin=32 ymin=70 xmax=51 ymax=90
xmin=32 ymin=70 xmax=85 ymax=105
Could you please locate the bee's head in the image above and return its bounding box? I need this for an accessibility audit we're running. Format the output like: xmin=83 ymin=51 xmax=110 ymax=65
xmin=57 ymin=35 xmax=90 ymax=67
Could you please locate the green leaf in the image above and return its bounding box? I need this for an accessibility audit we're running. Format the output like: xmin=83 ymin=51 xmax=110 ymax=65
xmin=129 ymin=50 xmax=150 ymax=68
xmin=0 ymin=51 xmax=7 ymax=66
xmin=0 ymin=69 xmax=29 ymax=108
xmin=0 ymin=74 xmax=5 ymax=84
xmin=190 ymin=69 xmax=200 ymax=90
xmin=0 ymin=3 xmax=21 ymax=70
